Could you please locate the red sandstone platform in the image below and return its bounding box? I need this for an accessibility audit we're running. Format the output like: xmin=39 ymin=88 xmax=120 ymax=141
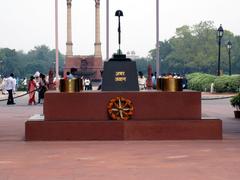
xmin=43 ymin=91 xmax=201 ymax=121
xmin=25 ymin=91 xmax=222 ymax=140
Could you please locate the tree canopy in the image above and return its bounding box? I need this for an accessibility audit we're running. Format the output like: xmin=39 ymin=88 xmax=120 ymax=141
xmin=147 ymin=21 xmax=240 ymax=75
xmin=0 ymin=45 xmax=64 ymax=78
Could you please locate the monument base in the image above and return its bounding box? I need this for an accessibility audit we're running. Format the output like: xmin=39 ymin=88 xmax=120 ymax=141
xmin=25 ymin=91 xmax=222 ymax=141
xmin=26 ymin=118 xmax=222 ymax=141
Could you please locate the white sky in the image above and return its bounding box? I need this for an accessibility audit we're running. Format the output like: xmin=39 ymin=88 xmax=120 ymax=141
xmin=0 ymin=0 xmax=240 ymax=59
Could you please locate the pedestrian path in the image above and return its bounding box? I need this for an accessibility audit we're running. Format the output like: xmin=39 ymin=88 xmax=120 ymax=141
xmin=201 ymin=92 xmax=236 ymax=100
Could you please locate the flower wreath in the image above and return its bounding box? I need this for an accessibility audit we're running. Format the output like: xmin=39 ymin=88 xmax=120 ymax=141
xmin=107 ymin=96 xmax=134 ymax=121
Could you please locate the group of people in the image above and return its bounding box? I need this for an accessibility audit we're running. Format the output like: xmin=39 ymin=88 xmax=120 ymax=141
xmin=0 ymin=72 xmax=48 ymax=105
xmin=138 ymin=72 xmax=188 ymax=90
xmin=138 ymin=71 xmax=157 ymax=90
xmin=1 ymin=70 xmax=187 ymax=105
xmin=65 ymin=71 xmax=92 ymax=91
xmin=27 ymin=72 xmax=48 ymax=105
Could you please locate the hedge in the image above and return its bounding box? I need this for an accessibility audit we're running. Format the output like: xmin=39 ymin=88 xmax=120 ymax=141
xmin=214 ymin=75 xmax=240 ymax=93
xmin=186 ymin=73 xmax=216 ymax=91
xmin=186 ymin=73 xmax=240 ymax=92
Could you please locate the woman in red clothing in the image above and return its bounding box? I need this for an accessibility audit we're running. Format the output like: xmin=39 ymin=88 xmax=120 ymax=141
xmin=28 ymin=76 xmax=37 ymax=105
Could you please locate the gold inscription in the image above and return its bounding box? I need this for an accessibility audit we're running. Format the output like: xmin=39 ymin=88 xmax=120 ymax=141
xmin=115 ymin=72 xmax=125 ymax=76
xmin=115 ymin=71 xmax=127 ymax=82
xmin=115 ymin=77 xmax=127 ymax=82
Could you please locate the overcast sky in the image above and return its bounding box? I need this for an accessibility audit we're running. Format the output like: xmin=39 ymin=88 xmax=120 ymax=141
xmin=0 ymin=0 xmax=240 ymax=59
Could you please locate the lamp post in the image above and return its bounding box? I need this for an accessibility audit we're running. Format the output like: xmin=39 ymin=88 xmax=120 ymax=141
xmin=227 ymin=40 xmax=232 ymax=76
xmin=217 ymin=24 xmax=224 ymax=76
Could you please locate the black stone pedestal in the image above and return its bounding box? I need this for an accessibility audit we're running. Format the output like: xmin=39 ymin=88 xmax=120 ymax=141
xmin=102 ymin=54 xmax=139 ymax=91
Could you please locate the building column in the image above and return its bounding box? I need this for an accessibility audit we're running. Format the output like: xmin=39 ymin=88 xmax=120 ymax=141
xmin=66 ymin=0 xmax=73 ymax=56
xmin=94 ymin=0 xmax=102 ymax=57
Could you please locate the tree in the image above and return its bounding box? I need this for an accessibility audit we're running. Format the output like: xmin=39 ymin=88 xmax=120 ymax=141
xmin=148 ymin=21 xmax=240 ymax=75
xmin=0 ymin=45 xmax=65 ymax=78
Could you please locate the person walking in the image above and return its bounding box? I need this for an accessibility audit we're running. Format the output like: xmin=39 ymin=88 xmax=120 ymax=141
xmin=5 ymin=73 xmax=16 ymax=105
xmin=151 ymin=72 xmax=157 ymax=89
xmin=38 ymin=73 xmax=48 ymax=104
xmin=138 ymin=71 xmax=146 ymax=90
xmin=84 ymin=78 xmax=91 ymax=90
xmin=28 ymin=76 xmax=37 ymax=105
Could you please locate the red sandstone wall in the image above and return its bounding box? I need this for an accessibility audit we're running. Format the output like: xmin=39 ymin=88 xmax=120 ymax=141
xmin=64 ymin=55 xmax=103 ymax=80
xmin=44 ymin=91 xmax=202 ymax=121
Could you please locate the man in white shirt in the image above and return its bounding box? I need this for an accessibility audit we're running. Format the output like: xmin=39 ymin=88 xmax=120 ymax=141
xmin=5 ymin=73 xmax=16 ymax=105
xmin=138 ymin=71 xmax=146 ymax=90
xmin=84 ymin=78 xmax=91 ymax=90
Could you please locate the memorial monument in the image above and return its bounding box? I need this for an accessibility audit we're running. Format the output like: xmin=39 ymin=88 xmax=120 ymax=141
xmin=102 ymin=10 xmax=139 ymax=91
xmin=25 ymin=3 xmax=222 ymax=141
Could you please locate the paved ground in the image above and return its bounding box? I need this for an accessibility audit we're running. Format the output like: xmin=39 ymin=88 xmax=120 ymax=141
xmin=0 ymin=91 xmax=240 ymax=180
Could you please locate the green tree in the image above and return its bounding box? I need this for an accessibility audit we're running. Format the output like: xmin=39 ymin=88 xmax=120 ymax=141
xmin=0 ymin=45 xmax=64 ymax=78
xmin=148 ymin=21 xmax=240 ymax=75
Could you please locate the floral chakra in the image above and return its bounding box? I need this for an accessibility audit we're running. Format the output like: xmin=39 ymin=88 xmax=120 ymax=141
xmin=107 ymin=96 xmax=134 ymax=121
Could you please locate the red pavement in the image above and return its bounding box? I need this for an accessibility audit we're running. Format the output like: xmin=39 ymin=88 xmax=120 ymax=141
xmin=0 ymin=92 xmax=240 ymax=180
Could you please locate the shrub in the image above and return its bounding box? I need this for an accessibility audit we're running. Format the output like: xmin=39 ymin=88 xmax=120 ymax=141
xmin=186 ymin=73 xmax=216 ymax=91
xmin=230 ymin=93 xmax=240 ymax=111
xmin=214 ymin=75 xmax=240 ymax=93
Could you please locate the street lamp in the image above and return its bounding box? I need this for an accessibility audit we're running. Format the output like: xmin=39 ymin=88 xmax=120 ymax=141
xmin=227 ymin=40 xmax=232 ymax=76
xmin=217 ymin=24 xmax=224 ymax=76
